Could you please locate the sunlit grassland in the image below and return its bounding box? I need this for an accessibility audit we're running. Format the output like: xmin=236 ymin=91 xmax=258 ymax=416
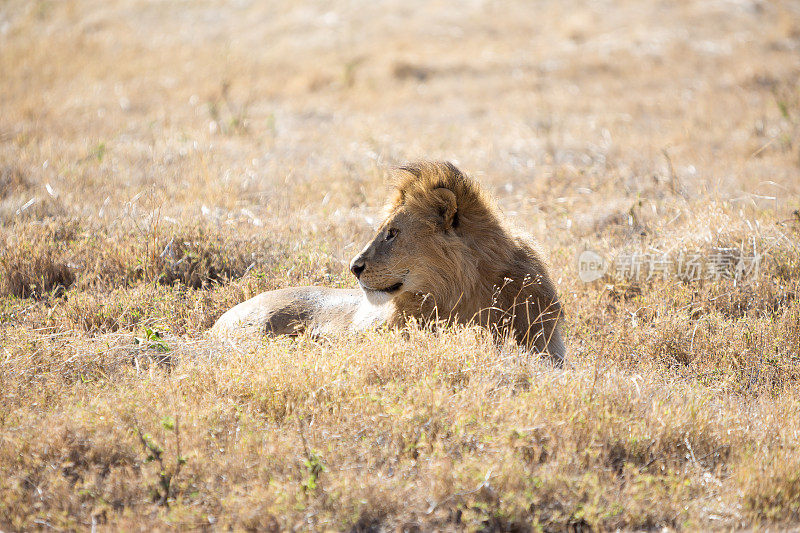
xmin=1 ymin=0 xmax=800 ymax=530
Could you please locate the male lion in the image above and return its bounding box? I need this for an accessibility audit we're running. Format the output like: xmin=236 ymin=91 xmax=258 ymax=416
xmin=212 ymin=161 xmax=565 ymax=361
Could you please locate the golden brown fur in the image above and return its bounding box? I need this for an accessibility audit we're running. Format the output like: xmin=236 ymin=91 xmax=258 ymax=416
xmin=213 ymin=161 xmax=565 ymax=360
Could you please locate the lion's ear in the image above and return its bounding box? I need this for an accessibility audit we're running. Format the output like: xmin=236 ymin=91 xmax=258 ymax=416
xmin=431 ymin=187 xmax=458 ymax=230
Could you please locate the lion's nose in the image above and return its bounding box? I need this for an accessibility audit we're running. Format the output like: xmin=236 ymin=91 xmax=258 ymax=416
xmin=350 ymin=258 xmax=365 ymax=279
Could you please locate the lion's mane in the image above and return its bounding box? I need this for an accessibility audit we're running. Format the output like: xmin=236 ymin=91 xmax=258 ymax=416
xmin=387 ymin=161 xmax=563 ymax=352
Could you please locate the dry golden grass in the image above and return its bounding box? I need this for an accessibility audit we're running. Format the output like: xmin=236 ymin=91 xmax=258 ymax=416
xmin=2 ymin=0 xmax=800 ymax=530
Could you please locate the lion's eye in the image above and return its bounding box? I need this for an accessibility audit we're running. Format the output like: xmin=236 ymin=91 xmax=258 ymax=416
xmin=385 ymin=228 xmax=398 ymax=242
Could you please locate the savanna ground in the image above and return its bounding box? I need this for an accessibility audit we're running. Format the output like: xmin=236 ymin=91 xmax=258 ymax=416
xmin=2 ymin=0 xmax=800 ymax=530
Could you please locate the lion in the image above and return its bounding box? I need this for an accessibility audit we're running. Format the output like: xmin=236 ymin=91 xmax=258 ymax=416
xmin=212 ymin=161 xmax=565 ymax=361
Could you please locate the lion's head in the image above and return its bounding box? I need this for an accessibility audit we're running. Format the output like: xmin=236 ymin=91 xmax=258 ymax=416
xmin=349 ymin=161 xmax=564 ymax=358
